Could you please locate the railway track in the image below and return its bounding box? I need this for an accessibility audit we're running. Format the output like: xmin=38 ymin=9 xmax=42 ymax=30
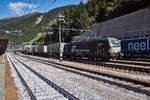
xmin=110 ymin=59 xmax=150 ymax=67
xmin=18 ymin=54 xmax=150 ymax=96
xmin=99 ymin=61 xmax=150 ymax=74
xmin=8 ymin=56 xmax=36 ymax=100
xmin=69 ymin=59 xmax=150 ymax=74
xmin=8 ymin=55 xmax=79 ymax=100
xmin=18 ymin=53 xmax=150 ymax=74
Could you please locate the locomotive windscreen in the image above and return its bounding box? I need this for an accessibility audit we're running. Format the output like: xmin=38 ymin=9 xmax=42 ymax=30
xmin=108 ymin=38 xmax=120 ymax=47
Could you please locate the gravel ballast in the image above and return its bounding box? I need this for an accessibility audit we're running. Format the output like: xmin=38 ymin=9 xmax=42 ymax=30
xmin=8 ymin=54 xmax=68 ymax=100
xmin=16 ymin=54 xmax=150 ymax=100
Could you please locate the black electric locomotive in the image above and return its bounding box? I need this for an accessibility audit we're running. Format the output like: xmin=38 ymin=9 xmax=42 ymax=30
xmin=63 ymin=37 xmax=120 ymax=61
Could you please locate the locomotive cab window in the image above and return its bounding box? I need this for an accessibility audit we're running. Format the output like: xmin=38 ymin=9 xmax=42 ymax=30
xmin=109 ymin=38 xmax=120 ymax=47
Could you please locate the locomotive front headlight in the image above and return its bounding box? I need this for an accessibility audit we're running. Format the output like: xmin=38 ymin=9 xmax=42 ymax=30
xmin=109 ymin=48 xmax=112 ymax=53
xmin=110 ymin=47 xmax=121 ymax=54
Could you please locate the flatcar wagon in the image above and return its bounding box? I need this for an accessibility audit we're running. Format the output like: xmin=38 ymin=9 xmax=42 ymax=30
xmin=25 ymin=43 xmax=67 ymax=58
xmin=47 ymin=43 xmax=66 ymax=58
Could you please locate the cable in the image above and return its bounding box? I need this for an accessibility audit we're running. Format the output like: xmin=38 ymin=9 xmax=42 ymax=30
xmin=37 ymin=0 xmax=49 ymax=10
xmin=41 ymin=0 xmax=57 ymax=12
xmin=24 ymin=0 xmax=57 ymax=15
xmin=27 ymin=0 xmax=51 ymax=14
xmin=23 ymin=0 xmax=32 ymax=15
xmin=28 ymin=0 xmax=38 ymax=14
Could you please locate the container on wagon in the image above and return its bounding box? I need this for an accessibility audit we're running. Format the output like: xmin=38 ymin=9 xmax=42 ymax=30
xmin=121 ymin=37 xmax=150 ymax=54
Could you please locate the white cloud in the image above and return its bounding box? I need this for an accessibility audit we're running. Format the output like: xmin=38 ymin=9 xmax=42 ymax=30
xmin=8 ymin=2 xmax=37 ymax=16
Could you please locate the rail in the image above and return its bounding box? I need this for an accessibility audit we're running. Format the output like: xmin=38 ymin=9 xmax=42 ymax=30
xmin=64 ymin=58 xmax=150 ymax=73
xmin=110 ymin=59 xmax=150 ymax=67
xmin=14 ymin=57 xmax=79 ymax=100
xmin=19 ymin=55 xmax=150 ymax=96
xmin=8 ymin=56 xmax=37 ymax=100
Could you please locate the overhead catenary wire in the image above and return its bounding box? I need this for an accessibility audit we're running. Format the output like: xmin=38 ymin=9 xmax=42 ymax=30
xmin=14 ymin=0 xmax=57 ymax=44
xmin=36 ymin=0 xmax=50 ymax=11
xmin=42 ymin=0 xmax=57 ymax=12
xmin=23 ymin=0 xmax=32 ymax=15
xmin=28 ymin=0 xmax=38 ymax=14
xmin=27 ymin=0 xmax=57 ymax=15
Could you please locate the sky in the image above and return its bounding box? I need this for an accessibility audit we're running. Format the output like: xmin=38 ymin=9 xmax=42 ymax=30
xmin=0 ymin=0 xmax=87 ymax=19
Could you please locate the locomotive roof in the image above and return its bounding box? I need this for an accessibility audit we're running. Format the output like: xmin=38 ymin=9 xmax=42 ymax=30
xmin=121 ymin=37 xmax=150 ymax=41
xmin=70 ymin=37 xmax=118 ymax=44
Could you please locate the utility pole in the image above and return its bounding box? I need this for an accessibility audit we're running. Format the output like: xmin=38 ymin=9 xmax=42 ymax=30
xmin=47 ymin=32 xmax=53 ymax=61
xmin=58 ymin=13 xmax=64 ymax=62
xmin=57 ymin=13 xmax=92 ymax=62
xmin=59 ymin=23 xmax=62 ymax=61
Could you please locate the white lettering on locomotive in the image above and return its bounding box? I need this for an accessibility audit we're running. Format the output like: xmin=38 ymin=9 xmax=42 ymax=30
xmin=71 ymin=45 xmax=76 ymax=53
xmin=75 ymin=49 xmax=90 ymax=52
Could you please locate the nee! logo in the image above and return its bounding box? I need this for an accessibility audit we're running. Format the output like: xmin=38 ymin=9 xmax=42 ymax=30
xmin=128 ymin=39 xmax=150 ymax=51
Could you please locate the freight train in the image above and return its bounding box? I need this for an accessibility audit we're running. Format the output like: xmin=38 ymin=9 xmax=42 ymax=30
xmin=21 ymin=37 xmax=120 ymax=61
xmin=21 ymin=37 xmax=150 ymax=61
